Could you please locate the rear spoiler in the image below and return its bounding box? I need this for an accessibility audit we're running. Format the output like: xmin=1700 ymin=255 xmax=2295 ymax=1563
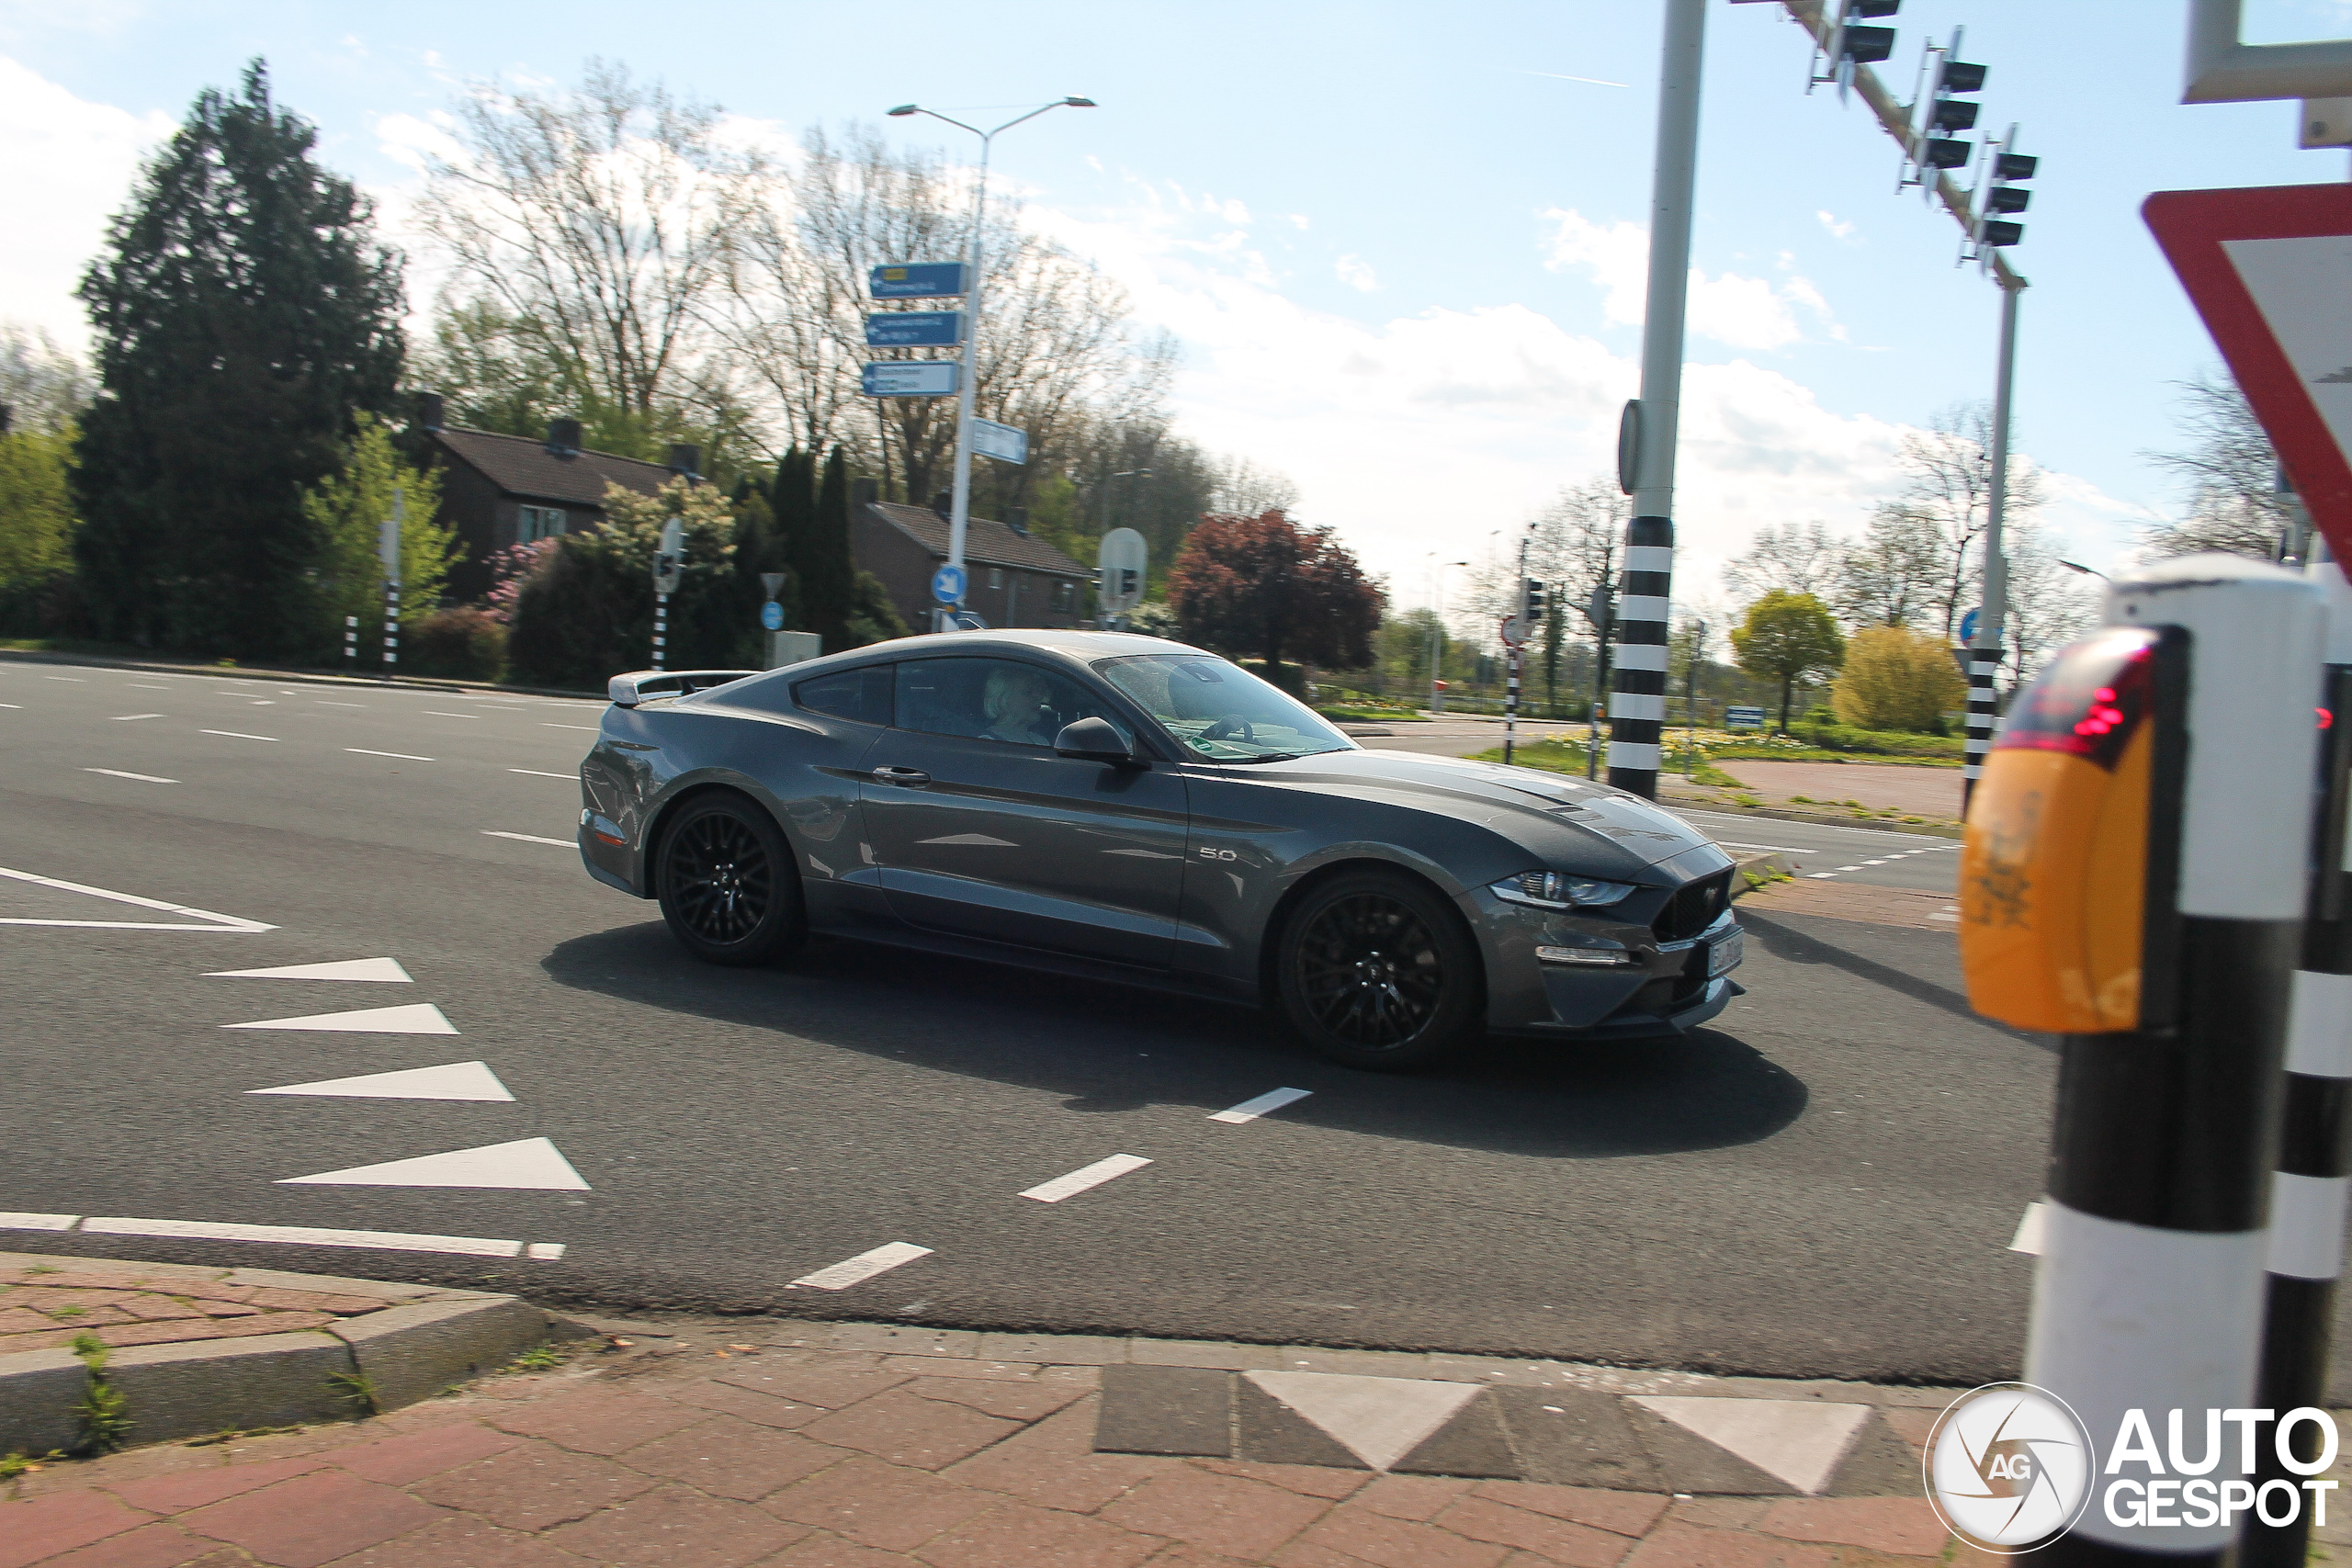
xmin=607 ymin=670 xmax=763 ymax=707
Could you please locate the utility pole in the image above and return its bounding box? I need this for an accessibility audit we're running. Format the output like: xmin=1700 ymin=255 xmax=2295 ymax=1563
xmin=1608 ymin=0 xmax=1705 ymax=801
xmin=1965 ymin=279 xmax=2021 ymax=808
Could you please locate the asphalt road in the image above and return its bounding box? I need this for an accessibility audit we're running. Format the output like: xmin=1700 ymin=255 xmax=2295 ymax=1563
xmin=2 ymin=658 xmax=2063 ymax=1383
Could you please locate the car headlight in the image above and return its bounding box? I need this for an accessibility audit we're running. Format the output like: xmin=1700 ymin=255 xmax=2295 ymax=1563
xmin=1491 ymin=872 xmax=1636 ymax=910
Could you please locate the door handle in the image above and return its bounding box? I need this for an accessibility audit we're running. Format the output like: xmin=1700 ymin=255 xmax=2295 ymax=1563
xmin=871 ymin=766 xmax=932 ymax=785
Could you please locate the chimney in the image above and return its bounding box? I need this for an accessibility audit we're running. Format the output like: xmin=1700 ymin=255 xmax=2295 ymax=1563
xmin=666 ymin=443 xmax=701 ymax=479
xmin=546 ymin=417 xmax=582 ymax=456
xmin=414 ymin=390 xmax=445 ymax=433
xmin=931 ymin=490 xmax=953 ymax=519
xmin=1005 ymin=505 xmax=1030 ymax=537
xmin=852 ymin=477 xmax=878 ymax=508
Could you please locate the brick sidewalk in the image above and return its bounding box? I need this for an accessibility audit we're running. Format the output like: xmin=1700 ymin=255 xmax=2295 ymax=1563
xmin=4 ymin=1314 xmax=2008 ymax=1568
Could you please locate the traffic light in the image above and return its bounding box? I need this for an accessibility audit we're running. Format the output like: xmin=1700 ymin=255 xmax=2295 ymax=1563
xmin=1523 ymin=578 xmax=1547 ymax=623
xmin=1118 ymin=568 xmax=1139 ymax=600
xmin=1921 ymin=39 xmax=1985 ymax=168
xmin=1812 ymin=1 xmax=1898 ymax=96
xmin=1969 ymin=134 xmax=2035 ymax=261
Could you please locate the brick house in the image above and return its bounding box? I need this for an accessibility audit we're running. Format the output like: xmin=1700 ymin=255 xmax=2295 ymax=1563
xmin=851 ymin=480 xmax=1091 ymax=630
xmin=411 ymin=393 xmax=697 ymax=600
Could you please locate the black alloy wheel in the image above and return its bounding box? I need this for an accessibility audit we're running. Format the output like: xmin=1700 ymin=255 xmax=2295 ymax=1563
xmin=1276 ymin=870 xmax=1483 ymax=1070
xmin=656 ymin=795 xmax=804 ymax=965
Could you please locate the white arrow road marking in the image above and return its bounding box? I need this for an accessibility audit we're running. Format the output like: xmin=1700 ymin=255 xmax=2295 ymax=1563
xmin=248 ymin=1060 xmax=514 ymax=1101
xmin=1209 ymin=1088 xmax=1313 ymax=1124
xmin=1020 ymin=1154 xmax=1152 ymax=1203
xmin=792 ymin=1242 xmax=933 ymax=1291
xmin=222 ymin=1002 xmax=456 ymax=1034
xmin=85 ymin=769 xmax=177 ymax=784
xmin=278 ymin=1136 xmax=589 ymax=1190
xmin=208 ymin=957 xmax=412 ymax=983
xmin=0 ymin=865 xmax=273 ymax=931
xmin=71 ymin=1216 xmax=563 ymax=1259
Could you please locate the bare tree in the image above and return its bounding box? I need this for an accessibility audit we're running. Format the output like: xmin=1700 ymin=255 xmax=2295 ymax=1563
xmin=1723 ymin=520 xmax=1845 ymax=603
xmin=2001 ymin=516 xmax=2102 ymax=688
xmin=1851 ymin=402 xmax=2043 ymax=640
xmin=1208 ymin=456 xmax=1300 ymax=518
xmin=1835 ymin=505 xmax=1945 ymax=629
xmin=0 ymin=323 xmax=93 ymax=434
xmin=2140 ymin=369 xmax=2292 ymax=558
xmin=416 ymin=61 xmax=756 ymax=427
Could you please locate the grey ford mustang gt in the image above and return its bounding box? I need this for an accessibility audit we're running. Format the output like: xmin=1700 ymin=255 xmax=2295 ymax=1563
xmin=575 ymin=629 xmax=1743 ymax=1069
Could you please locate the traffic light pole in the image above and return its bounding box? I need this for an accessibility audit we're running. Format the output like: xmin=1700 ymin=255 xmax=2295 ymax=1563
xmin=1607 ymin=0 xmax=1705 ymax=802
xmin=1963 ymin=280 xmax=2022 ymax=811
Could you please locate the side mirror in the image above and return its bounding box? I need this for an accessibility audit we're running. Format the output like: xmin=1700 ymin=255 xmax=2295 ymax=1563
xmin=1054 ymin=716 xmax=1142 ymax=766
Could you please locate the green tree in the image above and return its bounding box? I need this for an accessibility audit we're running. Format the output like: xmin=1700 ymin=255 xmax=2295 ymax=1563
xmin=1830 ymin=625 xmax=1964 ymax=732
xmin=300 ymin=413 xmax=454 ymax=666
xmin=74 ymin=61 xmax=404 ymax=657
xmin=1730 ymin=590 xmax=1846 ymax=731
xmin=0 ymin=426 xmax=76 ymax=588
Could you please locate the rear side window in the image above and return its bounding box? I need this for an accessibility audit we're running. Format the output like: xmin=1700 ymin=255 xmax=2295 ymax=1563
xmin=793 ymin=665 xmax=892 ymax=726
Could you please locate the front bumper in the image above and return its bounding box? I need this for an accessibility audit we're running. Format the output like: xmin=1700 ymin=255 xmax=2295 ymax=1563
xmin=1477 ymin=889 xmax=1746 ymax=1039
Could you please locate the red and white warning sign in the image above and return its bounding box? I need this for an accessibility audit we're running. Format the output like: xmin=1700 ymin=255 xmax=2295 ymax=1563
xmin=2144 ymin=184 xmax=2352 ymax=561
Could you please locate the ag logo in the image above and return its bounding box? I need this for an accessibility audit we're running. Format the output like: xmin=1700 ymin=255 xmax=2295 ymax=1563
xmin=1924 ymin=1382 xmax=2094 ymax=1553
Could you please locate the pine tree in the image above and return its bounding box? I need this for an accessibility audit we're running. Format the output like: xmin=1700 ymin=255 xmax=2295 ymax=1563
xmin=806 ymin=446 xmax=859 ymax=650
xmin=74 ymin=60 xmax=404 ymax=656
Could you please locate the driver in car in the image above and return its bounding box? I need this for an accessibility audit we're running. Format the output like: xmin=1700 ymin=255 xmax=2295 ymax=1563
xmin=980 ymin=665 xmax=1057 ymax=745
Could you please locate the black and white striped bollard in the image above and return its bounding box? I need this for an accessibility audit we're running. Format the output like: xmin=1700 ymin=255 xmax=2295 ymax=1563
xmin=1605 ymin=517 xmax=1672 ymax=800
xmin=1962 ymin=644 xmax=1999 ymax=811
xmin=2242 ymin=559 xmax=2352 ymax=1568
xmin=1989 ymin=557 xmax=2322 ymax=1564
xmin=345 ymin=614 xmax=357 ymax=672
xmin=653 ymin=592 xmax=668 ymax=673
xmin=1504 ymin=643 xmax=1521 ymax=765
xmin=381 ymin=582 xmax=400 ymax=682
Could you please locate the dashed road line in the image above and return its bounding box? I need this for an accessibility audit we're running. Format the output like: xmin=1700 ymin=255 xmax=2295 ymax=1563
xmin=483 ymin=830 xmax=571 ymax=846
xmin=199 ymin=729 xmax=278 ymax=742
xmin=1021 ymin=1154 xmax=1153 ymax=1203
xmin=111 ymin=713 xmax=164 ymax=721
xmin=85 ymin=768 xmax=177 ymax=784
xmin=509 ymin=769 xmax=575 ymax=780
xmin=793 ymin=1242 xmax=933 ymax=1291
xmin=421 ymin=711 xmax=478 ymax=719
xmin=317 ymin=701 xmax=364 ymax=707
xmin=0 ymin=703 xmax=20 ymax=709
xmin=347 ymin=748 xmax=434 ymax=761
xmin=1209 ymin=1088 xmax=1314 ymax=1124
xmin=44 ymin=676 xmax=83 ymax=682
xmin=127 ymin=683 xmax=171 ymax=690
xmin=543 ymin=723 xmax=598 ymax=732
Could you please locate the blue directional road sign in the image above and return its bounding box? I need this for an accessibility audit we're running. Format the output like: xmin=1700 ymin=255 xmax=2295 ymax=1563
xmin=1958 ymin=606 xmax=1981 ymax=646
xmin=870 ymin=263 xmax=969 ymax=299
xmin=932 ymin=563 xmax=967 ymax=604
xmin=862 ymin=361 xmax=961 ymax=397
xmin=865 ymin=311 xmax=965 ymax=348
xmin=760 ymin=601 xmax=786 ymax=631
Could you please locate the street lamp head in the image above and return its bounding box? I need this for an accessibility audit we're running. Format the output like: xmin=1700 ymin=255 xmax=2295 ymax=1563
xmin=888 ymin=104 xmax=920 ymax=117
xmin=1063 ymin=96 xmax=1098 ymax=107
xmin=2058 ymin=559 xmax=2109 ymax=580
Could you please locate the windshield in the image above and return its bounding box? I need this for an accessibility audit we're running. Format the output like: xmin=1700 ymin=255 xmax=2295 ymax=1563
xmin=1094 ymin=654 xmax=1356 ymax=762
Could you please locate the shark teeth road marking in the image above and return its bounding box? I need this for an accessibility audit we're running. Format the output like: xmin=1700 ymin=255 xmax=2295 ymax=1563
xmin=1245 ymin=1371 xmax=1482 ymax=1472
xmin=248 ymin=1060 xmax=514 ymax=1101
xmin=1209 ymin=1088 xmax=1313 ymax=1124
xmin=278 ymin=1136 xmax=590 ymax=1190
xmin=792 ymin=1242 xmax=933 ymax=1290
xmin=1627 ymin=1395 xmax=1871 ymax=1495
xmin=1020 ymin=1154 xmax=1152 ymax=1202
xmin=0 ymin=865 xmax=273 ymax=932
xmin=208 ymin=957 xmax=412 ymax=982
xmin=222 ymin=1002 xmax=456 ymax=1034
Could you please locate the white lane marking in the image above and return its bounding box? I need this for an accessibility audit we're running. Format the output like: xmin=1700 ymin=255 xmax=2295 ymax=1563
xmin=248 ymin=700 xmax=275 ymax=706
xmin=199 ymin=729 xmax=278 ymax=742
xmin=209 ymin=957 xmax=411 ymax=982
xmin=526 ymin=1243 xmax=567 ymax=1259
xmin=279 ymin=1136 xmax=590 ymax=1190
xmin=111 ymin=713 xmax=164 ymax=721
xmin=1809 ymin=873 xmax=1837 ymax=879
xmin=75 ymin=1215 xmax=555 ymax=1259
xmin=509 ymin=768 xmax=575 ymax=780
xmin=251 ymin=1060 xmax=514 ymax=1102
xmin=1716 ymin=840 xmax=1806 ymax=853
xmin=127 ymin=683 xmax=171 ymax=690
xmin=1836 ymin=865 xmax=1863 ymax=873
xmin=2010 ymin=1201 xmax=2047 ymax=1255
xmin=44 ymin=675 xmax=83 ymax=682
xmin=223 ymin=1002 xmax=457 ymax=1034
xmin=0 ymin=865 xmax=273 ymax=931
xmin=85 ymin=768 xmax=177 ymax=784
xmin=543 ymin=723 xmax=599 ymax=731
xmin=317 ymin=701 xmax=363 ymax=707
xmin=483 ymin=830 xmax=571 ymax=846
xmin=793 ymin=1242 xmax=933 ymax=1291
xmin=0 ymin=703 xmax=20 ymax=708
xmin=1860 ymin=860 xmax=1887 ymax=866
xmin=421 ymin=711 xmax=477 ymax=719
xmin=1020 ymin=1153 xmax=1153 ymax=1203
xmin=0 ymin=1212 xmax=77 ymax=1230
xmin=1209 ymin=1087 xmax=1314 ymax=1124
xmin=347 ymin=748 xmax=434 ymax=761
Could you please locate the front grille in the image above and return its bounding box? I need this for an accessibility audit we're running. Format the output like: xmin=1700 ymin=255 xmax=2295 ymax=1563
xmin=1653 ymin=870 xmax=1731 ymax=943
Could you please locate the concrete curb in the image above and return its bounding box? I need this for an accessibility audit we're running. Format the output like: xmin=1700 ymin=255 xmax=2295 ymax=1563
xmin=0 ymin=1255 xmax=555 ymax=1457
xmin=0 ymin=646 xmax=604 ymax=703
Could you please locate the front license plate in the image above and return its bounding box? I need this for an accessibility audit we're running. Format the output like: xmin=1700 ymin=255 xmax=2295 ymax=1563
xmin=1706 ymin=928 xmax=1744 ymax=978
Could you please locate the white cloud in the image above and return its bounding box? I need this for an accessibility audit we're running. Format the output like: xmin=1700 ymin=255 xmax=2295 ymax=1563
xmin=0 ymin=54 xmax=175 ymax=348
xmin=1540 ymin=207 xmax=1838 ymax=352
xmin=1817 ymin=209 xmax=1856 ymax=242
xmin=1335 ymin=254 xmax=1378 ymax=292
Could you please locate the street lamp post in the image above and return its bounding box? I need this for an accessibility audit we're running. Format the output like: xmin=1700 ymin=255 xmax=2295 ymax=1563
xmin=888 ymin=96 xmax=1095 ymax=629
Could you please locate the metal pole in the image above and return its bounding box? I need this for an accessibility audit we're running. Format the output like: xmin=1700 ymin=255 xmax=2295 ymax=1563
xmin=1609 ymin=0 xmax=1705 ymax=800
xmin=379 ymin=488 xmax=402 ymax=683
xmin=1964 ymin=281 xmax=2023 ymax=815
xmin=1507 ymin=535 xmax=1530 ymax=764
xmin=946 ymin=135 xmax=991 ymax=619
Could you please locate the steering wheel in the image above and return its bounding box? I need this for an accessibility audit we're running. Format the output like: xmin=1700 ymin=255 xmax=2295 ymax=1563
xmin=1200 ymin=716 xmax=1257 ymax=744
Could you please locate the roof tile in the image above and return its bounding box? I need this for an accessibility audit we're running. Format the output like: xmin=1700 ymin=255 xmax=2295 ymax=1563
xmin=866 ymin=502 xmax=1088 ymax=576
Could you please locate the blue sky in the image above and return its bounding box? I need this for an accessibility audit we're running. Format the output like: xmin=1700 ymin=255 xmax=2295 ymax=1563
xmin=5 ymin=0 xmax=2351 ymax=607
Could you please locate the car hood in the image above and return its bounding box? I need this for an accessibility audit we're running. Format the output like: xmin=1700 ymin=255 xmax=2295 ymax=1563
xmin=1235 ymin=748 xmax=1713 ymax=871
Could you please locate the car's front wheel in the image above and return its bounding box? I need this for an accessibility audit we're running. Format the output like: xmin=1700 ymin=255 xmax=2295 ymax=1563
xmin=1275 ymin=869 xmax=1484 ymax=1070
xmin=655 ymin=794 xmax=805 ymax=965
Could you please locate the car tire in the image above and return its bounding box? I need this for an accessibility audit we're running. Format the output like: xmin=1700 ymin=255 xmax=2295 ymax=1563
xmin=1274 ymin=869 xmax=1485 ymax=1070
xmin=655 ymin=794 xmax=806 ymax=966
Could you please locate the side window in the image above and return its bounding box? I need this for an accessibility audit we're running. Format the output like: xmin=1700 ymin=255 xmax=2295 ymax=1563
xmin=790 ymin=664 xmax=892 ymax=725
xmin=894 ymin=658 xmax=1134 ymax=750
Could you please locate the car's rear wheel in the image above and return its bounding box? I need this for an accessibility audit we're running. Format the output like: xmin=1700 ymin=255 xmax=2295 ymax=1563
xmin=656 ymin=795 xmax=805 ymax=965
xmin=1275 ymin=869 xmax=1483 ymax=1070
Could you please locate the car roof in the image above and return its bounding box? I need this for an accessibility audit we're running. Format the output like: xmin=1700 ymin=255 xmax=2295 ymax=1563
xmin=769 ymin=628 xmax=1196 ymax=682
